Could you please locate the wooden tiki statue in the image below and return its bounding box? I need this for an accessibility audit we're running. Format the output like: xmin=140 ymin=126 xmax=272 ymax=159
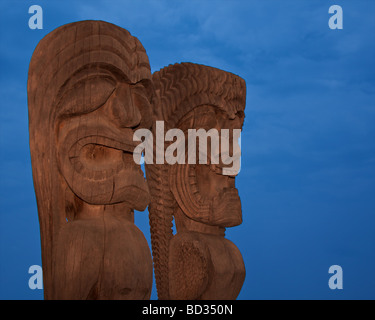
xmin=27 ymin=20 xmax=154 ymax=299
xmin=146 ymin=63 xmax=246 ymax=300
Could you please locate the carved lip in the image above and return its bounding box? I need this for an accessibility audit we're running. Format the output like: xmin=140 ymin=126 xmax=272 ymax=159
xmin=68 ymin=124 xmax=138 ymax=156
xmin=70 ymin=145 xmax=140 ymax=180
xmin=211 ymin=187 xmax=242 ymax=227
xmin=61 ymin=119 xmax=142 ymax=180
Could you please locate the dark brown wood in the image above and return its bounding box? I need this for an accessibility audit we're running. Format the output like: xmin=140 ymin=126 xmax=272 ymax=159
xmin=146 ymin=63 xmax=247 ymax=300
xmin=28 ymin=20 xmax=153 ymax=300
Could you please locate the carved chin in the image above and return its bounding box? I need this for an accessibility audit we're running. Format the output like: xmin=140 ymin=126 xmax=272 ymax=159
xmin=189 ymin=164 xmax=242 ymax=227
xmin=210 ymin=187 xmax=242 ymax=227
xmin=171 ymin=164 xmax=242 ymax=227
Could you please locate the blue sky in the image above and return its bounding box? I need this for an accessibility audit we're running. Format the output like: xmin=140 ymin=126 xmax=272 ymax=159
xmin=1 ymin=0 xmax=374 ymax=299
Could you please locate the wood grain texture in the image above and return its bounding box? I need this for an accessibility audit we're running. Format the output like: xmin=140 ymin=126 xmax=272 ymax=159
xmin=28 ymin=20 xmax=153 ymax=300
xmin=146 ymin=63 xmax=247 ymax=300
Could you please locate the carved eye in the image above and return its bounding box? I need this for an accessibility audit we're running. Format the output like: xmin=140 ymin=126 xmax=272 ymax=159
xmin=58 ymin=76 xmax=116 ymax=116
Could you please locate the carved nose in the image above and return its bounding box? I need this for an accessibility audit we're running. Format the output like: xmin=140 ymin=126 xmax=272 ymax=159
xmin=106 ymin=84 xmax=141 ymax=128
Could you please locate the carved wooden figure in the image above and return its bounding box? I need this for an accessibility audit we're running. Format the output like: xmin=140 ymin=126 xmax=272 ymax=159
xmin=146 ymin=63 xmax=246 ymax=300
xmin=28 ymin=20 xmax=153 ymax=299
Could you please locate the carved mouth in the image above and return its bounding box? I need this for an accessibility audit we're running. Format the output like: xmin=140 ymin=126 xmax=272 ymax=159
xmin=58 ymin=117 xmax=150 ymax=207
xmin=68 ymin=136 xmax=142 ymax=180
xmin=59 ymin=114 xmax=142 ymax=181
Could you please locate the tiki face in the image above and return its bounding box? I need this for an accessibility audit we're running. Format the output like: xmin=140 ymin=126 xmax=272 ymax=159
xmin=29 ymin=20 xmax=153 ymax=212
xmin=172 ymin=105 xmax=244 ymax=227
xmin=56 ymin=65 xmax=152 ymax=210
